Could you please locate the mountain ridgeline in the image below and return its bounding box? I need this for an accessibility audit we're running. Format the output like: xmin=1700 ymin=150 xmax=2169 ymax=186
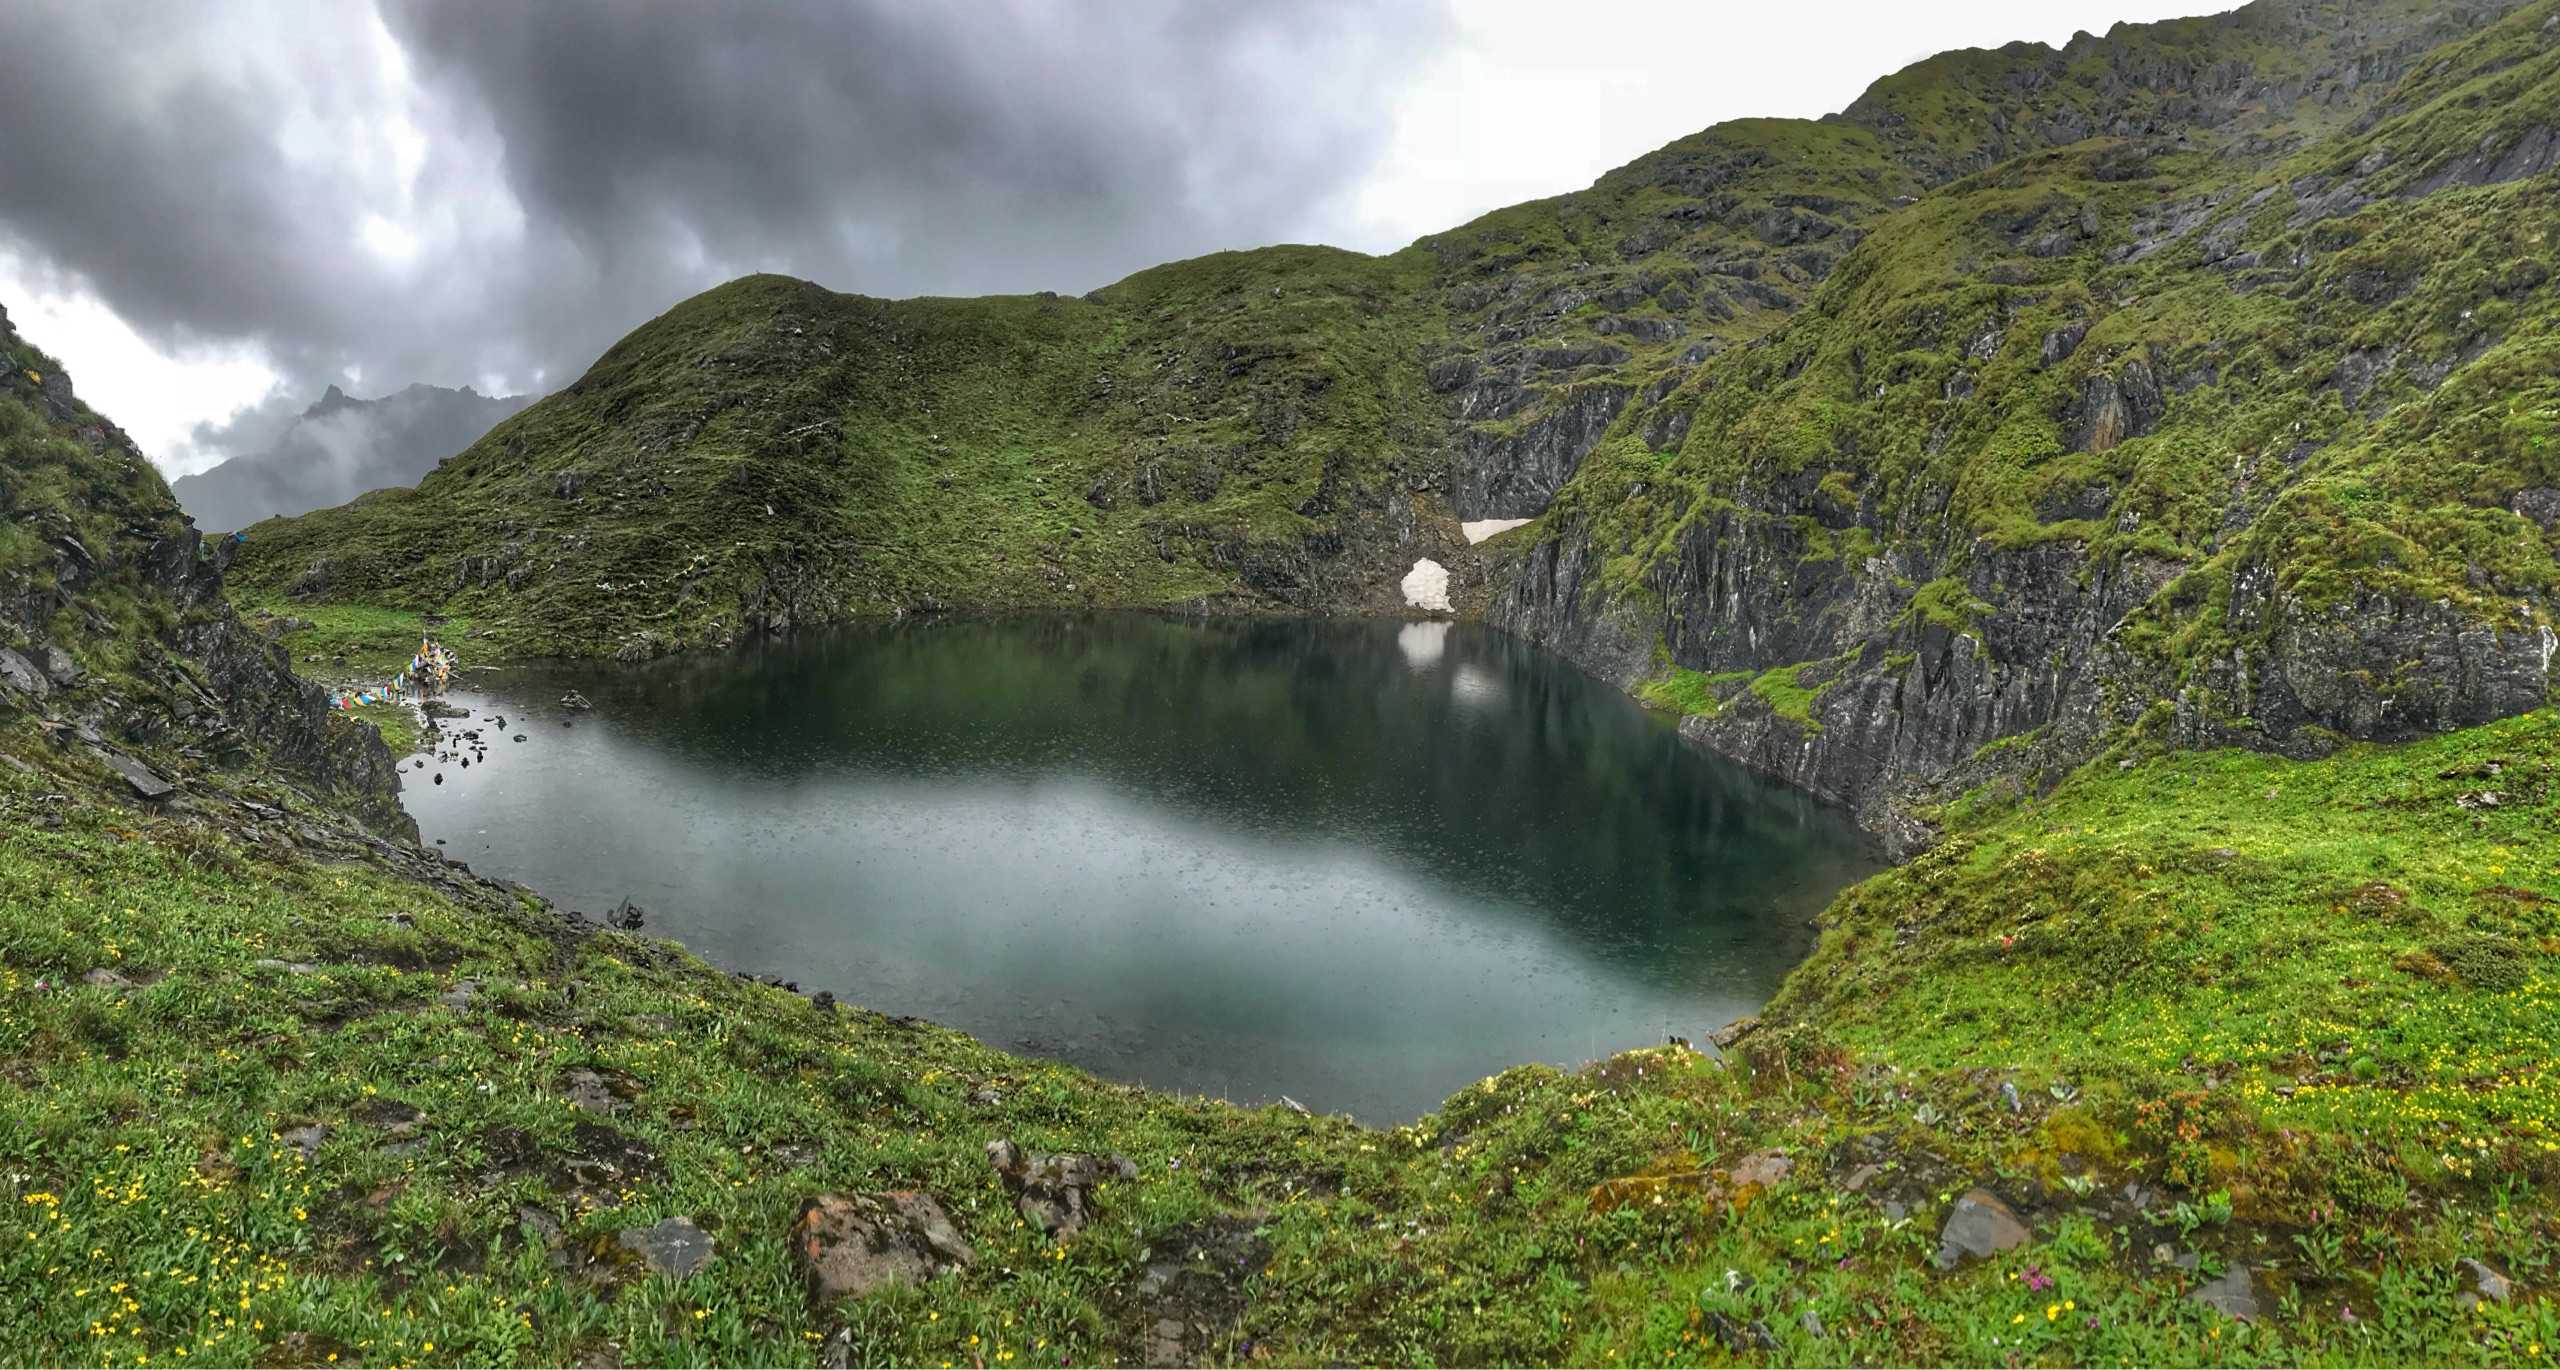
xmin=171 ymin=381 xmax=531 ymax=534
xmin=234 ymin=0 xmax=2560 ymax=842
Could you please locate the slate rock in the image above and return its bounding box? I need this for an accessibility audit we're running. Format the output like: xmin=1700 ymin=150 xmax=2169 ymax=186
xmin=616 ymin=1216 xmax=716 ymax=1278
xmin=561 ymin=1067 xmax=630 ymax=1115
xmin=1935 ymin=1188 xmax=2031 ymax=1269
xmin=0 ymin=648 xmax=49 ymax=700
xmin=791 ymin=1191 xmax=973 ymax=1301
xmin=2459 ymin=1256 xmax=2515 ymax=1308
xmin=82 ymin=968 xmax=136 ymax=991
xmin=2189 ymin=1264 xmax=2260 ymax=1321
xmin=102 ymin=752 xmax=176 ymax=800
xmin=281 ymin=1124 xmax=329 ymax=1160
xmin=39 ymin=645 xmax=83 ymax=688
xmin=439 ymin=978 xmax=481 ymax=1012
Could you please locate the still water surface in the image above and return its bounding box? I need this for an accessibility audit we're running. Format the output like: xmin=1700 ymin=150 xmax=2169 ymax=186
xmin=403 ymin=616 xmax=1879 ymax=1120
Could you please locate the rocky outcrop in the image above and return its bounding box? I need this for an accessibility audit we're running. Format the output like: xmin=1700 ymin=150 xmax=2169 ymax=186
xmin=1482 ymin=1 xmax=2559 ymax=844
xmin=790 ymin=1191 xmax=974 ymax=1301
xmin=0 ymin=307 xmax=415 ymax=841
xmin=986 ymin=1138 xmax=1138 ymax=1237
xmin=1455 ymin=383 xmax=1632 ymax=519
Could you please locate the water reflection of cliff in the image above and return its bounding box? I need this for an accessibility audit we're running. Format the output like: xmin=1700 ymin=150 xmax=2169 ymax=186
xmin=490 ymin=615 xmax=1882 ymax=961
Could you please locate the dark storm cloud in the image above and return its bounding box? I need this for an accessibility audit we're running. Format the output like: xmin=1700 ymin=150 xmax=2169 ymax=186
xmin=0 ymin=0 xmax=1451 ymax=468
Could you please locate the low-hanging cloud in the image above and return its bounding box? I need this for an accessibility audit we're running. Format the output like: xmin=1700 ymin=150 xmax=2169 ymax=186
xmin=0 ymin=0 xmax=1452 ymax=471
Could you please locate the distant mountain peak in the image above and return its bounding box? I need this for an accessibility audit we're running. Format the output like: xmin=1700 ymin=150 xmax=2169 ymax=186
xmin=174 ymin=380 xmax=535 ymax=532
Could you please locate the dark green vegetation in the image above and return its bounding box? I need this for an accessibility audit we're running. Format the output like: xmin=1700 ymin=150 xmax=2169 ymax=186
xmin=12 ymin=0 xmax=2560 ymax=1362
xmin=233 ymin=253 xmax=1454 ymax=661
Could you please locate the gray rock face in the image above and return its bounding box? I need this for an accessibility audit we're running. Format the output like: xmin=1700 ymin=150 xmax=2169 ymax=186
xmin=2069 ymin=357 xmax=2164 ymax=452
xmin=39 ymin=644 xmax=82 ymax=688
xmin=101 ymin=752 xmax=175 ymax=800
xmin=616 ymin=1217 xmax=716 ymax=1279
xmin=1494 ymin=423 xmax=2557 ymax=847
xmin=1934 ymin=1189 xmax=2031 ymax=1269
xmin=2189 ymin=1264 xmax=2260 ymax=1321
xmin=2405 ymin=123 xmax=2560 ymax=197
xmin=2514 ymin=487 xmax=2560 ymax=532
xmin=2459 ymin=1256 xmax=2515 ymax=1308
xmin=1455 ymin=382 xmax=1632 ymax=519
xmin=0 ymin=647 xmax=48 ymax=700
xmin=791 ymin=1191 xmax=973 ymax=1301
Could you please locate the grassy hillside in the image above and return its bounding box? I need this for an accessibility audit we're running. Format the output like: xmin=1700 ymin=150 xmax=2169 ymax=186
xmin=6 ymin=707 xmax=2559 ymax=1367
xmin=231 ymin=253 xmax=1459 ymax=660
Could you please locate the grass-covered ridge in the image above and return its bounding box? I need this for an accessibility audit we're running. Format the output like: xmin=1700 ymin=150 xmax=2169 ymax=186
xmin=230 ymin=253 xmax=1460 ymax=661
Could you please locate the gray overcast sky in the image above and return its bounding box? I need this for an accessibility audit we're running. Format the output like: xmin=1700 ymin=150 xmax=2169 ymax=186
xmin=0 ymin=0 xmax=2233 ymax=477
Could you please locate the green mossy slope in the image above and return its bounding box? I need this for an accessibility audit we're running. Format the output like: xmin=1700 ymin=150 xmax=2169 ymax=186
xmin=6 ymin=715 xmax=2560 ymax=1367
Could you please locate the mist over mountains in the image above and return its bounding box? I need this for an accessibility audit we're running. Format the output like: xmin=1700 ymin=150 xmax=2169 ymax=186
xmin=168 ymin=381 xmax=531 ymax=532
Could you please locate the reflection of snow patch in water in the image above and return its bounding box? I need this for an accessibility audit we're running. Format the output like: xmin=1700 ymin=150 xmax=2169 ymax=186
xmin=1462 ymin=517 xmax=1531 ymax=544
xmin=1396 ymin=621 xmax=1450 ymax=669
xmin=1451 ymin=663 xmax=1500 ymax=708
xmin=1400 ymin=558 xmax=1451 ymax=612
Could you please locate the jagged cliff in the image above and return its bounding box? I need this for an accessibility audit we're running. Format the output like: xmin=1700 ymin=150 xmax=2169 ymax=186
xmin=1489 ymin=0 xmax=2560 ymax=844
xmin=229 ymin=0 xmax=2560 ymax=844
xmin=1 ymin=305 xmax=415 ymax=838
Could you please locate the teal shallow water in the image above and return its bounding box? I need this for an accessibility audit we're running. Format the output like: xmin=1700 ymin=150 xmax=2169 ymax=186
xmin=401 ymin=615 xmax=1880 ymax=1121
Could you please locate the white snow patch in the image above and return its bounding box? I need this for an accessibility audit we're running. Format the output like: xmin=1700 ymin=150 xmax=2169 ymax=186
xmin=1400 ymin=558 xmax=1452 ymax=612
xmin=1462 ymin=517 xmax=1532 ymax=544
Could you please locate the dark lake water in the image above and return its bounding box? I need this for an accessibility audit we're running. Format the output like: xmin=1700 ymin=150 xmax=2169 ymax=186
xmin=400 ymin=616 xmax=1880 ymax=1121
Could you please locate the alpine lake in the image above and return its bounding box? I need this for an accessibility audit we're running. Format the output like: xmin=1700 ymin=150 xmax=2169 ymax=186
xmin=400 ymin=616 xmax=1881 ymax=1122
